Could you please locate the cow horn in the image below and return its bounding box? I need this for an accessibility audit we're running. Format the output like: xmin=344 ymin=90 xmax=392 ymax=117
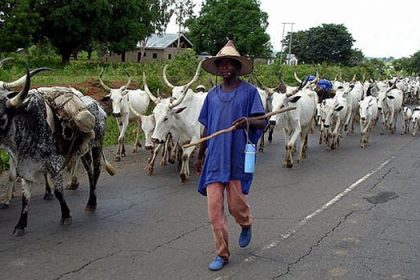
xmin=310 ymin=72 xmax=319 ymax=84
xmin=334 ymin=73 xmax=339 ymax=81
xmin=0 ymin=57 xmax=13 ymax=68
xmin=6 ymin=68 xmax=30 ymax=109
xmin=1 ymin=67 xmax=52 ymax=90
xmin=142 ymin=72 xmax=159 ymax=104
xmin=351 ymin=73 xmax=357 ymax=83
xmin=122 ymin=69 xmax=132 ymax=90
xmin=99 ymin=69 xmax=112 ymax=92
xmin=169 ymin=60 xmax=202 ymax=109
xmin=163 ymin=65 xmax=175 ymax=89
xmin=294 ymin=72 xmax=302 ymax=83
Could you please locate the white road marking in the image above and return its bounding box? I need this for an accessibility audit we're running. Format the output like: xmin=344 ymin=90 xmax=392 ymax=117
xmin=214 ymin=157 xmax=393 ymax=280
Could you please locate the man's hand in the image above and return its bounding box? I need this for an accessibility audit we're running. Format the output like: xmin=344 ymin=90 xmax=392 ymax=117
xmin=194 ymin=157 xmax=204 ymax=175
xmin=232 ymin=116 xmax=248 ymax=129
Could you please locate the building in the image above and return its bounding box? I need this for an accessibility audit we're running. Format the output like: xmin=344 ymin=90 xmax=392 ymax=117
xmin=102 ymin=33 xmax=193 ymax=63
xmin=285 ymin=54 xmax=298 ymax=66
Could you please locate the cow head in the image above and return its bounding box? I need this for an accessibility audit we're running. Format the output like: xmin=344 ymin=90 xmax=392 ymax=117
xmin=151 ymin=61 xmax=202 ymax=143
xmin=99 ymin=69 xmax=132 ymax=117
xmin=0 ymin=68 xmax=31 ymax=131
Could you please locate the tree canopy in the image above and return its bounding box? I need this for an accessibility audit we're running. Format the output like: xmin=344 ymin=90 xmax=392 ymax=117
xmin=186 ymin=0 xmax=271 ymax=57
xmin=283 ymin=23 xmax=361 ymax=65
xmin=0 ymin=0 xmax=40 ymax=52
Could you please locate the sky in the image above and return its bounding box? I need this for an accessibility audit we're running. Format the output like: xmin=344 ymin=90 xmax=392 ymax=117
xmin=166 ymin=0 xmax=420 ymax=59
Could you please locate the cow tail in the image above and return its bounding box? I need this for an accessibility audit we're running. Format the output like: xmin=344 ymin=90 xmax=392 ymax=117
xmin=101 ymin=151 xmax=116 ymax=176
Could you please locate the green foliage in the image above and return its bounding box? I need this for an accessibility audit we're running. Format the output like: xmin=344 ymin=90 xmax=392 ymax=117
xmin=0 ymin=149 xmax=10 ymax=171
xmin=186 ymin=0 xmax=271 ymax=57
xmin=408 ymin=50 xmax=420 ymax=75
xmin=283 ymin=24 xmax=361 ymax=65
xmin=0 ymin=0 xmax=40 ymax=52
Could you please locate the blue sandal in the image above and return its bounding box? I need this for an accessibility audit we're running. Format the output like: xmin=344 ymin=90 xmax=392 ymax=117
xmin=208 ymin=256 xmax=228 ymax=271
xmin=239 ymin=226 xmax=252 ymax=248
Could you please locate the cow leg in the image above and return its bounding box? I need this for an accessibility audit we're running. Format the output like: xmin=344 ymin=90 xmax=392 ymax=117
xmin=13 ymin=179 xmax=33 ymax=236
xmin=269 ymin=125 xmax=274 ymax=141
xmin=132 ymin=122 xmax=142 ymax=153
xmin=66 ymin=158 xmax=80 ymax=190
xmin=297 ymin=127 xmax=309 ymax=163
xmin=145 ymin=144 xmax=162 ymax=175
xmin=81 ymin=148 xmax=100 ymax=213
xmin=51 ymin=172 xmax=72 ymax=226
xmin=285 ymin=127 xmax=300 ymax=168
xmin=179 ymin=146 xmax=195 ymax=183
xmin=43 ymin=173 xmax=54 ymax=200
xmin=258 ymin=130 xmax=265 ymax=152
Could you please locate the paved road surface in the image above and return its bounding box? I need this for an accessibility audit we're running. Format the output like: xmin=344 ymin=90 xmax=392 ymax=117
xmin=1 ymin=124 xmax=420 ymax=280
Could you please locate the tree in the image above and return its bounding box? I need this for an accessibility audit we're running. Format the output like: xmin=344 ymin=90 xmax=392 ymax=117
xmin=30 ymin=0 xmax=113 ymax=63
xmin=283 ymin=24 xmax=358 ymax=65
xmin=186 ymin=0 xmax=271 ymax=57
xmin=0 ymin=0 xmax=40 ymax=52
xmin=408 ymin=50 xmax=420 ymax=74
xmin=172 ymin=0 xmax=195 ymax=50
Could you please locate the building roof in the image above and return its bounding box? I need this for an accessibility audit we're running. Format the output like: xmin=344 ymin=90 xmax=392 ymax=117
xmin=137 ymin=33 xmax=193 ymax=49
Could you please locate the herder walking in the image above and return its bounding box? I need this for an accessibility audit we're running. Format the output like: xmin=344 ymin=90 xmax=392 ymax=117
xmin=194 ymin=40 xmax=266 ymax=271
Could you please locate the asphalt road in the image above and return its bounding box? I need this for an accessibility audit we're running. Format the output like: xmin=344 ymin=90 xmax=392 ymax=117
xmin=1 ymin=121 xmax=420 ymax=280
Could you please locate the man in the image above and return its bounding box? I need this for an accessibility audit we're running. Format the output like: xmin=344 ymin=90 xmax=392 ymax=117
xmin=194 ymin=40 xmax=266 ymax=271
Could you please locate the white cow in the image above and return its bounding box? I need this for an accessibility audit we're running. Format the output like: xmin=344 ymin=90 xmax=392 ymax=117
xmin=402 ymin=106 xmax=412 ymax=135
xmin=358 ymin=96 xmax=378 ymax=148
xmin=99 ymin=70 xmax=151 ymax=161
xmin=322 ymin=90 xmax=349 ymax=150
xmin=151 ymin=62 xmax=203 ymax=182
xmin=377 ymin=86 xmax=403 ymax=134
xmin=269 ymin=78 xmax=318 ymax=168
xmin=411 ymin=107 xmax=420 ymax=136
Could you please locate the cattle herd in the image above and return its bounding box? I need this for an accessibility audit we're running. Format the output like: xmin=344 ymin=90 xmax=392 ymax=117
xmin=1 ymin=57 xmax=420 ymax=236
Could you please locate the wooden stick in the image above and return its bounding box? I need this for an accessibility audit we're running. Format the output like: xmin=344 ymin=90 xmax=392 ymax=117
xmin=183 ymin=106 xmax=296 ymax=148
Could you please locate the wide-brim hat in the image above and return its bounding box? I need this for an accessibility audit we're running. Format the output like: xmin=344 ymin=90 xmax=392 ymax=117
xmin=202 ymin=40 xmax=253 ymax=76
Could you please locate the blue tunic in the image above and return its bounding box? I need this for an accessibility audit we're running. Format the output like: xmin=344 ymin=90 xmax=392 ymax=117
xmin=198 ymin=81 xmax=265 ymax=196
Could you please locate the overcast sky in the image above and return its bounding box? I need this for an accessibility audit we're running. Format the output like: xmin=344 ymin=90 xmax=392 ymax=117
xmin=166 ymin=0 xmax=420 ymax=58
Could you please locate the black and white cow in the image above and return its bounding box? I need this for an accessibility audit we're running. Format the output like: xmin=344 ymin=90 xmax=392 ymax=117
xmin=0 ymin=69 xmax=111 ymax=235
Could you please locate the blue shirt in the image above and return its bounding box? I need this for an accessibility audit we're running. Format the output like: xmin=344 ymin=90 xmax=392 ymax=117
xmin=197 ymin=81 xmax=265 ymax=196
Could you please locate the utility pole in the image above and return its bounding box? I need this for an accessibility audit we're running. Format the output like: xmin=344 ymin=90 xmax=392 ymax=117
xmin=287 ymin=23 xmax=295 ymax=65
xmin=280 ymin=22 xmax=295 ymax=65
xmin=279 ymin=23 xmax=287 ymax=64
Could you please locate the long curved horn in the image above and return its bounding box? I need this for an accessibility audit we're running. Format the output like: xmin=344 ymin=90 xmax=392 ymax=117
xmin=0 ymin=57 xmax=13 ymax=68
xmin=99 ymin=69 xmax=112 ymax=92
xmin=351 ymin=73 xmax=357 ymax=83
xmin=2 ymin=67 xmax=52 ymax=90
xmin=294 ymin=72 xmax=302 ymax=83
xmin=310 ymin=72 xmax=319 ymax=84
xmin=334 ymin=73 xmax=339 ymax=81
xmin=6 ymin=68 xmax=30 ymax=109
xmin=122 ymin=69 xmax=132 ymax=90
xmin=163 ymin=65 xmax=175 ymax=89
xmin=142 ymin=72 xmax=159 ymax=104
xmin=169 ymin=60 xmax=202 ymax=109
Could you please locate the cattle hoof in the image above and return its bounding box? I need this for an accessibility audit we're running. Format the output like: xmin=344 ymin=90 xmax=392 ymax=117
xmin=168 ymin=158 xmax=175 ymax=164
xmin=380 ymin=132 xmax=384 ymax=135
xmin=60 ymin=216 xmax=72 ymax=225
xmin=43 ymin=193 xmax=54 ymax=200
xmin=286 ymin=162 xmax=293 ymax=168
xmin=179 ymin=174 xmax=188 ymax=183
xmin=145 ymin=164 xmax=154 ymax=175
xmin=85 ymin=205 xmax=97 ymax=213
xmin=65 ymin=182 xmax=80 ymax=190
xmin=13 ymin=228 xmax=25 ymax=236
xmin=115 ymin=156 xmax=121 ymax=162
xmin=0 ymin=203 xmax=10 ymax=209
xmin=258 ymin=147 xmax=264 ymax=152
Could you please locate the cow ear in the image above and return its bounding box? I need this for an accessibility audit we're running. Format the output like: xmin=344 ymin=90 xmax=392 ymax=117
xmin=174 ymin=106 xmax=187 ymax=114
xmin=387 ymin=95 xmax=395 ymax=99
xmin=335 ymin=105 xmax=344 ymax=111
xmin=288 ymin=95 xmax=301 ymax=103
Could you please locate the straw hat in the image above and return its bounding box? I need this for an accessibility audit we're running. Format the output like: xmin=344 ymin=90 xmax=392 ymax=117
xmin=202 ymin=40 xmax=253 ymax=76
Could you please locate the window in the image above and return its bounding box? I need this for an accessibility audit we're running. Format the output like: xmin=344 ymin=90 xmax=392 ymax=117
xmin=168 ymin=54 xmax=172 ymax=59
xmin=153 ymin=53 xmax=157 ymax=59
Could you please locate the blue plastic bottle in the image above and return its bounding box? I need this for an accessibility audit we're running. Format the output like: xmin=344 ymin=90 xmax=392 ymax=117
xmin=244 ymin=143 xmax=256 ymax=173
